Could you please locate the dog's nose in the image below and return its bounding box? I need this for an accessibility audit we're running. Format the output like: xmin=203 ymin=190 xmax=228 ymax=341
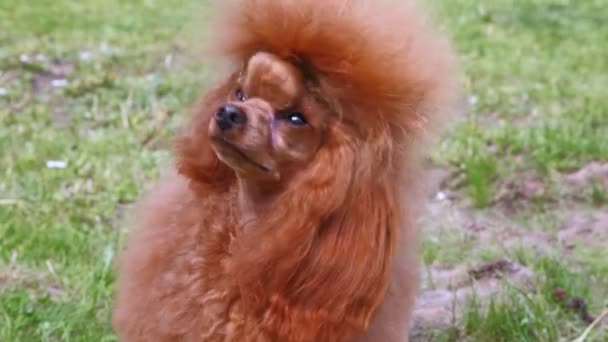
xmin=215 ymin=104 xmax=247 ymax=131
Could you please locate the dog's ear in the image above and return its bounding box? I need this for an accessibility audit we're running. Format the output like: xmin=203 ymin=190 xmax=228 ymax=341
xmin=174 ymin=76 xmax=236 ymax=188
xmin=230 ymin=126 xmax=399 ymax=340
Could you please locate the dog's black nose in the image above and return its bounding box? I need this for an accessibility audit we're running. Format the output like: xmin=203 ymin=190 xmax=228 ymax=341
xmin=215 ymin=104 xmax=246 ymax=131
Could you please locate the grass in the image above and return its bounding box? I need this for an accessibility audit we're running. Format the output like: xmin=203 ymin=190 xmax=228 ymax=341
xmin=1 ymin=0 xmax=607 ymax=341
xmin=458 ymin=257 xmax=601 ymax=342
xmin=1 ymin=0 xmax=208 ymax=340
xmin=434 ymin=0 xmax=608 ymax=178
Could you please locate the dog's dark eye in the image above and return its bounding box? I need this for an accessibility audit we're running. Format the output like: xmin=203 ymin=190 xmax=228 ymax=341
xmin=235 ymin=88 xmax=246 ymax=101
xmin=286 ymin=112 xmax=307 ymax=126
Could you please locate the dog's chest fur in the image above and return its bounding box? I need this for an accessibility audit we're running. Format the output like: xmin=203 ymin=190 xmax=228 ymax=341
xmin=113 ymin=178 xmax=271 ymax=341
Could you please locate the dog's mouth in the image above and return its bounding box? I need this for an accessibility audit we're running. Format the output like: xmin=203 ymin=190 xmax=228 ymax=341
xmin=211 ymin=137 xmax=272 ymax=173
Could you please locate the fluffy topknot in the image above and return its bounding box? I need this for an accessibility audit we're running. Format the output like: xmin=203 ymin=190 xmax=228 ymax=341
xmin=209 ymin=0 xmax=460 ymax=137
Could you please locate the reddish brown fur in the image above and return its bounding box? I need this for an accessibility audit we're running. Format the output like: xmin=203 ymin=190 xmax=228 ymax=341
xmin=112 ymin=0 xmax=460 ymax=341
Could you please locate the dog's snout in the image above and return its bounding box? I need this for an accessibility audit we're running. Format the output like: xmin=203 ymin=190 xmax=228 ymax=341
xmin=215 ymin=104 xmax=247 ymax=130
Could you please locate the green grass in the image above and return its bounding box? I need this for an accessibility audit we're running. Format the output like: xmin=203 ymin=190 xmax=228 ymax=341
xmin=458 ymin=257 xmax=602 ymax=342
xmin=434 ymin=0 xmax=608 ymax=183
xmin=426 ymin=256 xmax=606 ymax=341
xmin=1 ymin=0 xmax=208 ymax=340
xmin=1 ymin=0 xmax=607 ymax=340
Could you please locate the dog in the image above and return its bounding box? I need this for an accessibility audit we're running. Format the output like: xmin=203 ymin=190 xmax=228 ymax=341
xmin=112 ymin=0 xmax=460 ymax=340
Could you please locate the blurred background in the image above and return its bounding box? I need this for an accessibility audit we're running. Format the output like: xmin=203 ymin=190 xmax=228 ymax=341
xmin=0 ymin=0 xmax=606 ymax=340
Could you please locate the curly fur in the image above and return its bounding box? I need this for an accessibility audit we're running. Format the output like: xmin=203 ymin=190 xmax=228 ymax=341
xmin=112 ymin=0 xmax=460 ymax=341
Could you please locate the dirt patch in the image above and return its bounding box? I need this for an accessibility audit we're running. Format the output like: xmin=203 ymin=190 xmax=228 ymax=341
xmin=0 ymin=266 xmax=64 ymax=298
xmin=29 ymin=60 xmax=74 ymax=98
xmin=566 ymin=162 xmax=608 ymax=188
xmin=411 ymin=260 xmax=534 ymax=339
xmin=493 ymin=171 xmax=547 ymax=208
xmin=0 ymin=252 xmax=65 ymax=298
xmin=25 ymin=60 xmax=75 ymax=126
xmin=421 ymin=164 xmax=608 ymax=255
xmin=468 ymin=258 xmax=520 ymax=280
xmin=558 ymin=211 xmax=608 ymax=251
xmin=412 ymin=165 xmax=608 ymax=338
xmin=420 ymin=198 xmax=554 ymax=257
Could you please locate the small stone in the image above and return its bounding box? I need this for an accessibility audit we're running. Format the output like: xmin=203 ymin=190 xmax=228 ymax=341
xmin=51 ymin=79 xmax=68 ymax=88
xmin=46 ymin=160 xmax=68 ymax=169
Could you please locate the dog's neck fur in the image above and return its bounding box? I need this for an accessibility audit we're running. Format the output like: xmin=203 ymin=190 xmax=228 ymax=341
xmin=236 ymin=176 xmax=284 ymax=223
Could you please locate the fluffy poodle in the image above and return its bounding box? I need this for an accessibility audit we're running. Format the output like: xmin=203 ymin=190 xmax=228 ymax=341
xmin=112 ymin=0 xmax=459 ymax=341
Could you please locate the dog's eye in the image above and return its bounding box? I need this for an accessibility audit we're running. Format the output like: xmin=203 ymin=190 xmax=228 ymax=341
xmin=235 ymin=88 xmax=246 ymax=101
xmin=285 ymin=112 xmax=307 ymax=126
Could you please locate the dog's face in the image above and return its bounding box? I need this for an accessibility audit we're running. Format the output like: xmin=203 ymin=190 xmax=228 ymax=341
xmin=209 ymin=52 xmax=329 ymax=181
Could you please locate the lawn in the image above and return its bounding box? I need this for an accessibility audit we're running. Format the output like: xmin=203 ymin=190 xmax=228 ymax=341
xmin=1 ymin=0 xmax=606 ymax=341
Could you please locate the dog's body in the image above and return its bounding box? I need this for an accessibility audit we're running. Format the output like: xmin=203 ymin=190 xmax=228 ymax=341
xmin=112 ymin=0 xmax=459 ymax=341
xmin=111 ymin=170 xmax=417 ymax=341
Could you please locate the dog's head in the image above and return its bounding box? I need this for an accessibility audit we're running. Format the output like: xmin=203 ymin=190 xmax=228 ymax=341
xmin=208 ymin=52 xmax=329 ymax=184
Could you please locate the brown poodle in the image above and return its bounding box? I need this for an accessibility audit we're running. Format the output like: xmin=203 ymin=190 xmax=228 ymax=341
xmin=112 ymin=0 xmax=460 ymax=341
